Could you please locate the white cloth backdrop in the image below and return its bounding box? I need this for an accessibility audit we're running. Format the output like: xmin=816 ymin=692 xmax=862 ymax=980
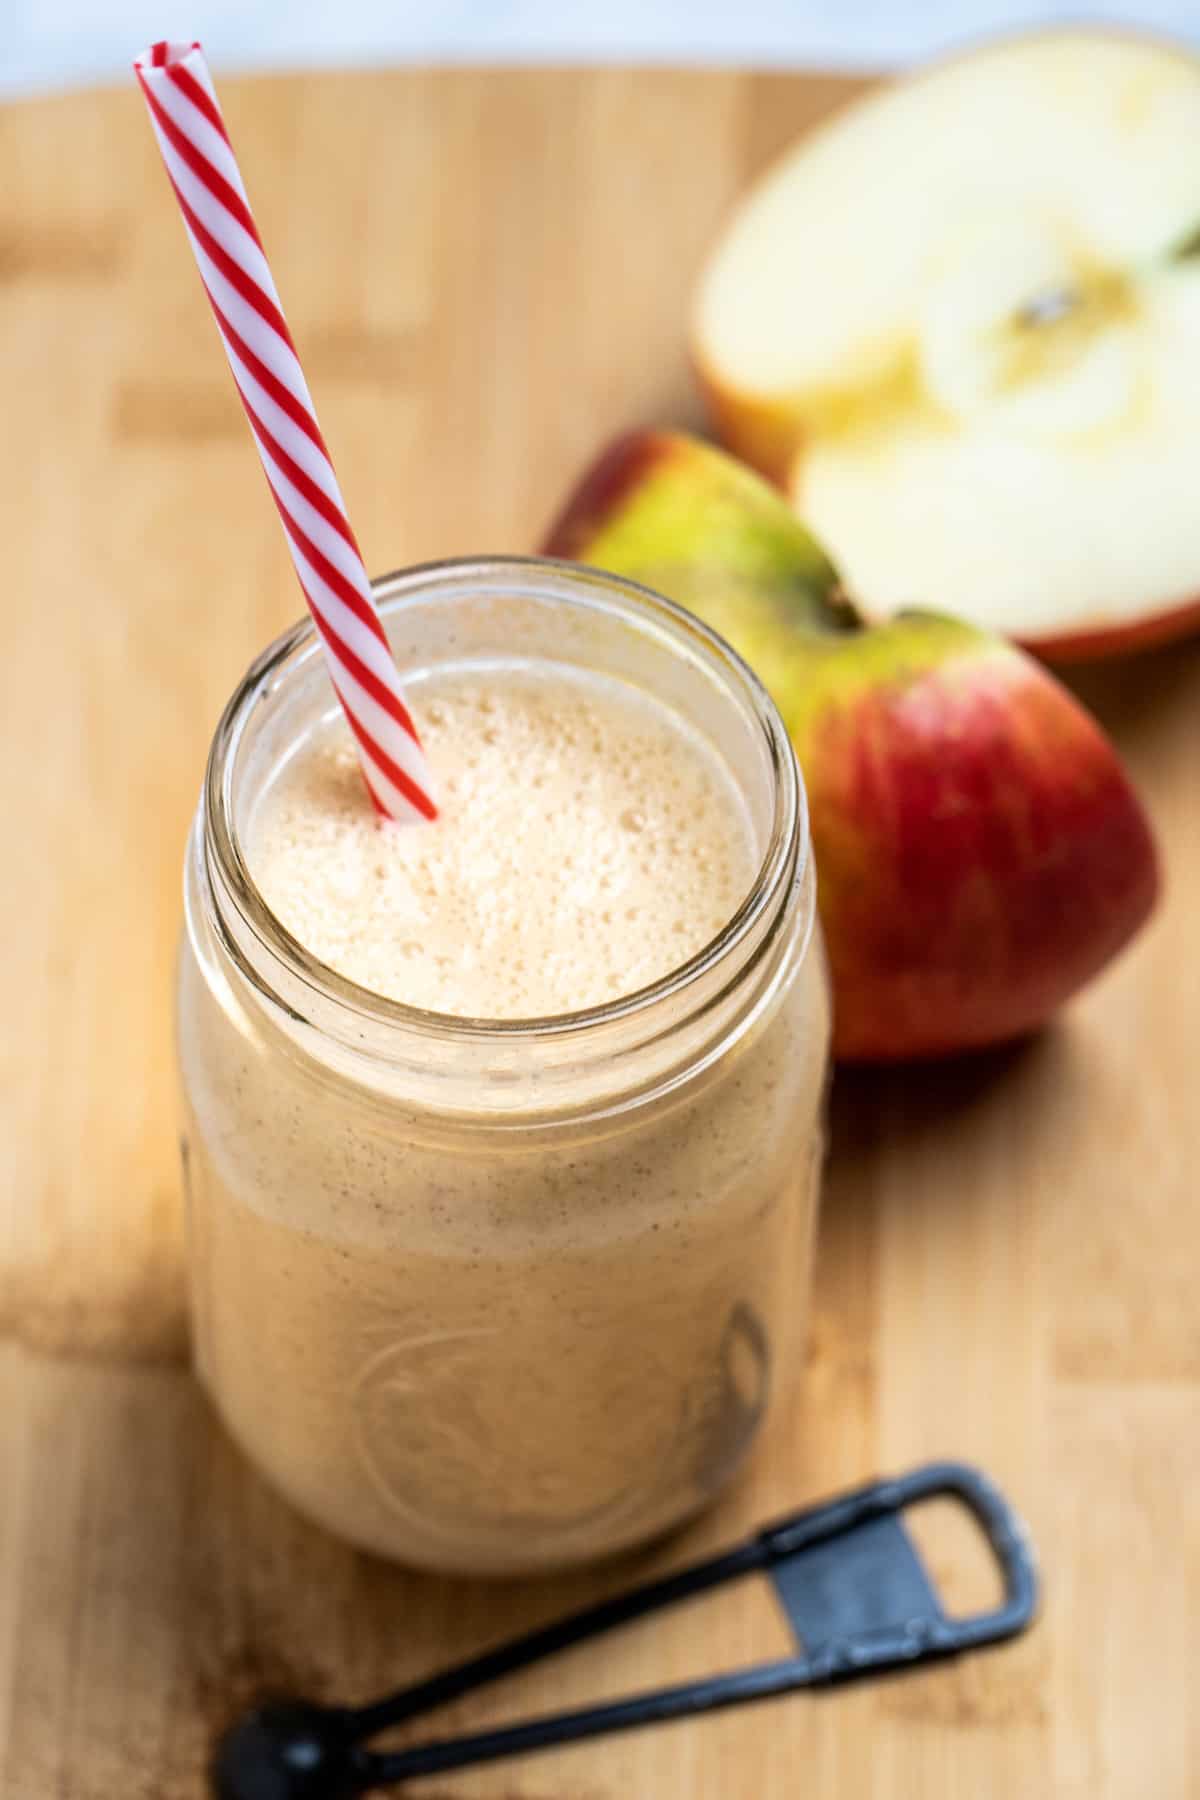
xmin=8 ymin=1 xmax=1200 ymax=98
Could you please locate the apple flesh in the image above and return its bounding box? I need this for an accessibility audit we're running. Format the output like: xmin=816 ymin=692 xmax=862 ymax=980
xmin=692 ymin=30 xmax=1200 ymax=659
xmin=543 ymin=429 xmax=1160 ymax=1060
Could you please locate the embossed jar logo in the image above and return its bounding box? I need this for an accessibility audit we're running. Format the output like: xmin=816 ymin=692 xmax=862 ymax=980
xmin=351 ymin=1304 xmax=769 ymax=1541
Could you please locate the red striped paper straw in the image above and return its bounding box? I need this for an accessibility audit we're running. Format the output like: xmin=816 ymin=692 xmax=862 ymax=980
xmin=134 ymin=40 xmax=437 ymax=824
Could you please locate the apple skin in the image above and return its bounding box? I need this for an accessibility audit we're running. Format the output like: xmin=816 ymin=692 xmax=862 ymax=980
xmin=543 ymin=429 xmax=1160 ymax=1060
xmin=1019 ymin=593 xmax=1200 ymax=663
xmin=696 ymin=373 xmax=803 ymax=488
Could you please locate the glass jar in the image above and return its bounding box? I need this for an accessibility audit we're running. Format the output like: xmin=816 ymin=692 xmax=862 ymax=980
xmin=178 ymin=557 xmax=829 ymax=1575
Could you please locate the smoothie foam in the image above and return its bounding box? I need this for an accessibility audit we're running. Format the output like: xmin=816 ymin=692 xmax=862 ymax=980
xmin=250 ymin=666 xmax=756 ymax=1018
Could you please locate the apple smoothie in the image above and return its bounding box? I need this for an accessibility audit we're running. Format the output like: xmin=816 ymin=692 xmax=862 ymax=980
xmin=178 ymin=559 xmax=828 ymax=1573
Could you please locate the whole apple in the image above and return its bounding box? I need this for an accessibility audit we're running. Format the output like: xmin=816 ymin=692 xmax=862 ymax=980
xmin=543 ymin=430 xmax=1160 ymax=1060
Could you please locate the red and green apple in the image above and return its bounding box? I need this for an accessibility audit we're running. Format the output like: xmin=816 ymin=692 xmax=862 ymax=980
xmin=544 ymin=429 xmax=1159 ymax=1060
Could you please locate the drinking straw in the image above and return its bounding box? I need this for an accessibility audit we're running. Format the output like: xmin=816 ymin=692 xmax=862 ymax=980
xmin=134 ymin=40 xmax=437 ymax=823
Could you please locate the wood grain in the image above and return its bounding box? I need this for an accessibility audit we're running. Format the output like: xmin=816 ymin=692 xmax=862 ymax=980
xmin=2 ymin=65 xmax=1198 ymax=1799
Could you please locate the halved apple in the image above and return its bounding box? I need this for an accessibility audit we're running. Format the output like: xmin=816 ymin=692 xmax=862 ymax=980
xmin=693 ymin=30 xmax=1200 ymax=658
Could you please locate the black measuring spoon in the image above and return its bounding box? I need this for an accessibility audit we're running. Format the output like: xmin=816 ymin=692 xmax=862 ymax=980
xmin=214 ymin=1460 xmax=1038 ymax=1798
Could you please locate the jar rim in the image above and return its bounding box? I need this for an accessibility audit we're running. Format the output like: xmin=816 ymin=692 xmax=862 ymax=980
xmin=202 ymin=554 xmax=807 ymax=1048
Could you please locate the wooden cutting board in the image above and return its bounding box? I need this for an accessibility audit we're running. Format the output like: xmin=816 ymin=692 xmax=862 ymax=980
xmin=2 ymin=64 xmax=1198 ymax=1800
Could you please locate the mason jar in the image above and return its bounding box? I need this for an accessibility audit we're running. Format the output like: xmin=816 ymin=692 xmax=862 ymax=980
xmin=177 ymin=557 xmax=830 ymax=1575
